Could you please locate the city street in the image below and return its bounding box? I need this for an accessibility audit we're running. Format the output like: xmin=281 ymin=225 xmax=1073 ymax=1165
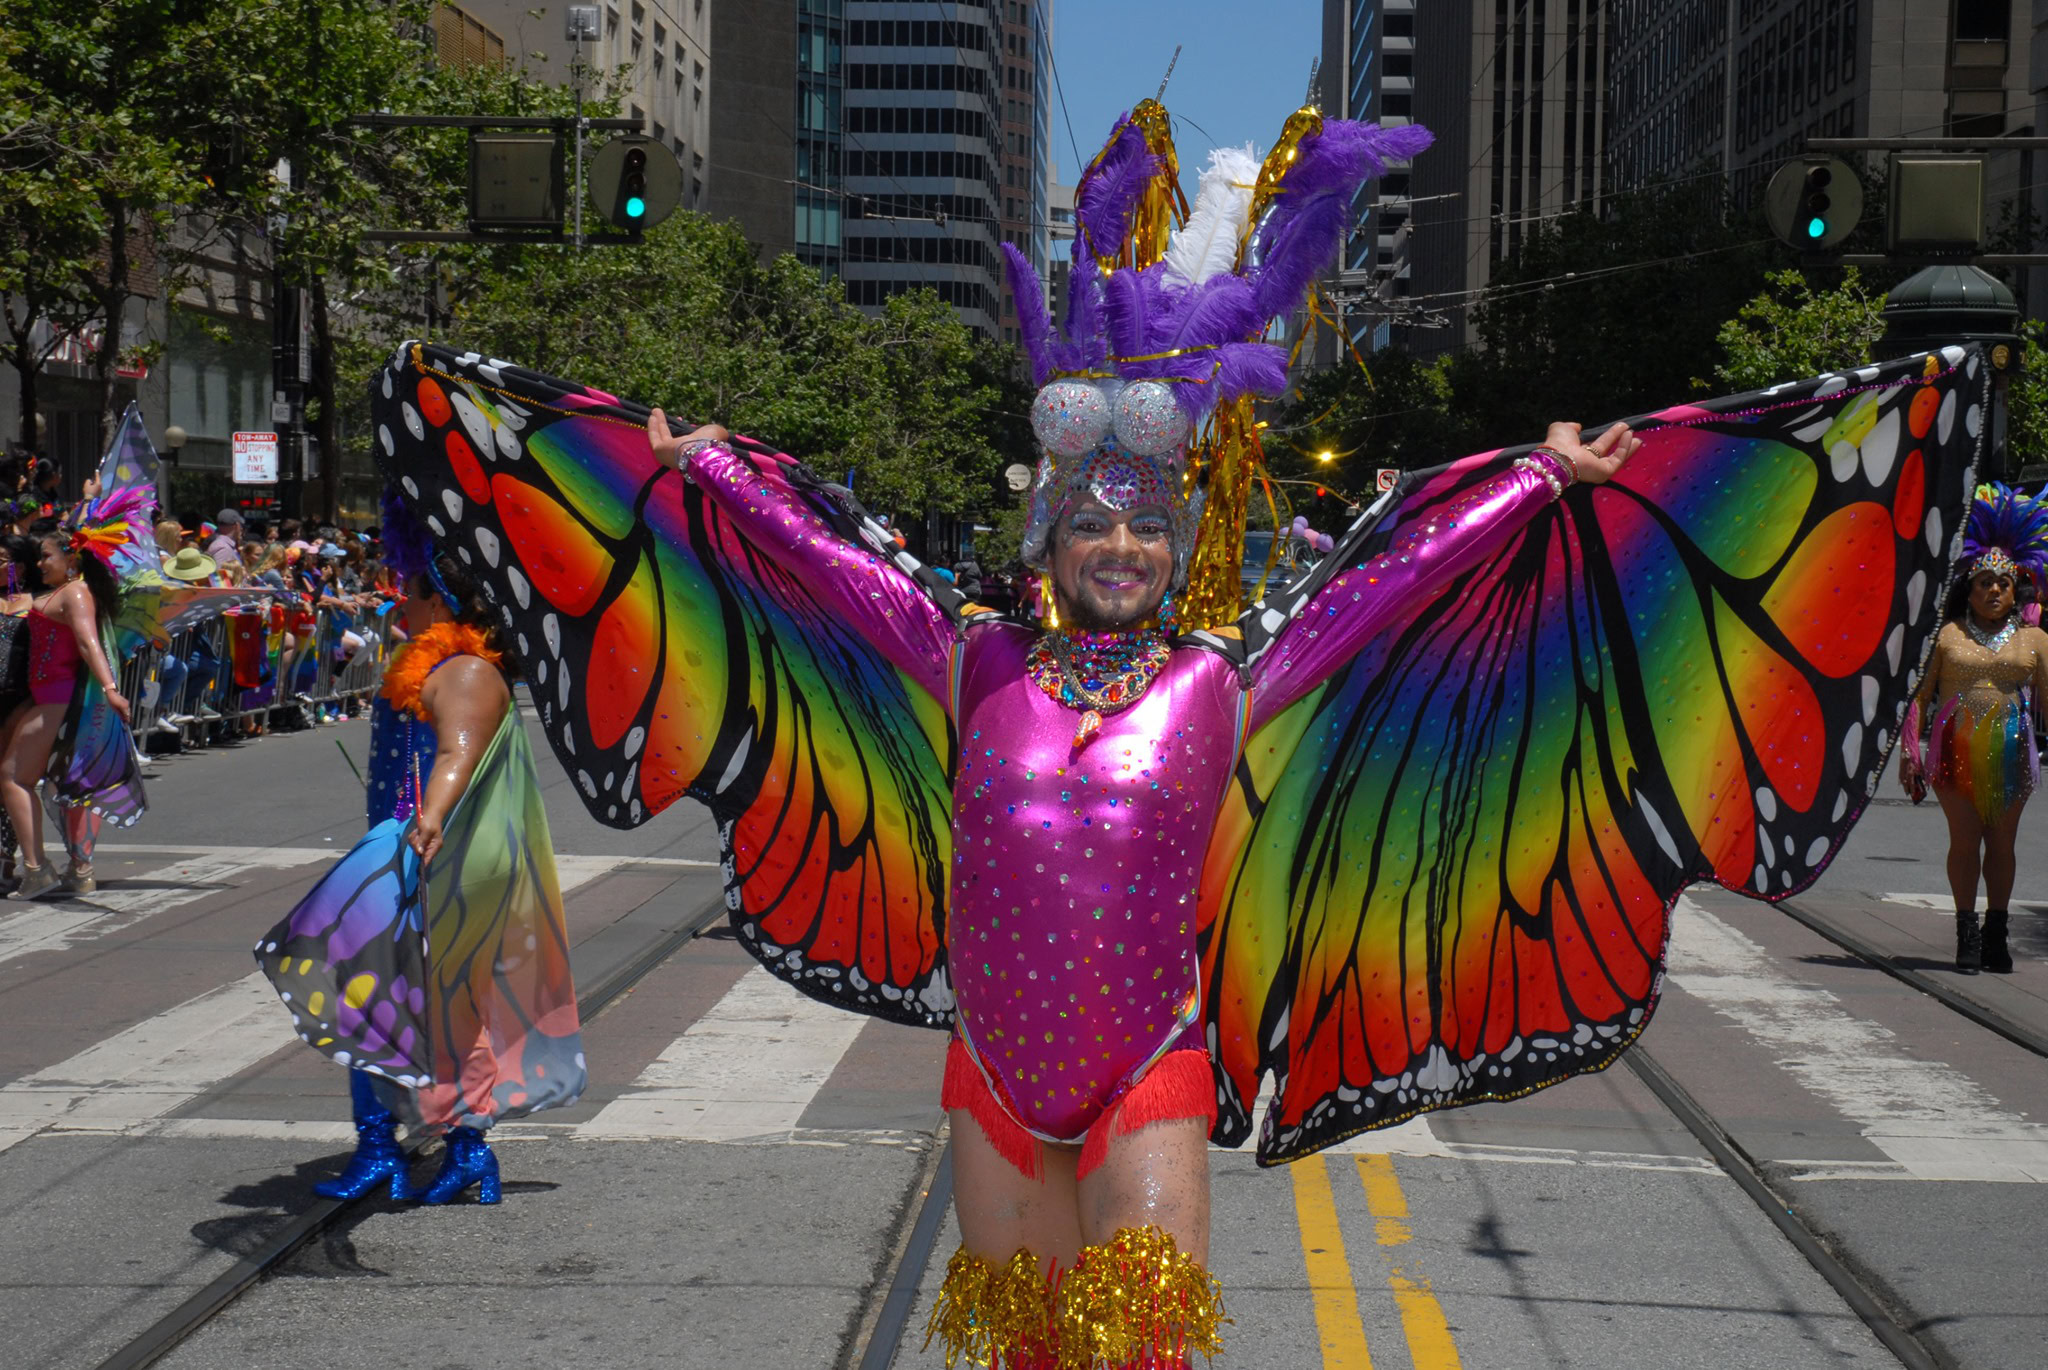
xmin=0 ymin=692 xmax=2041 ymax=1370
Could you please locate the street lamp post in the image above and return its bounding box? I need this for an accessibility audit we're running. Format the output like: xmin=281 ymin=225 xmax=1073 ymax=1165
xmin=1872 ymin=265 xmax=2022 ymax=477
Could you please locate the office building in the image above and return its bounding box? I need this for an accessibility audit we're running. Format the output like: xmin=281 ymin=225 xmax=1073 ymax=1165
xmin=1401 ymin=1 xmax=1608 ymax=354
xmin=995 ymin=2 xmax=1053 ymax=346
xmin=1605 ymin=1 xmax=1988 ymax=201
xmin=453 ymin=0 xmax=712 ymax=212
xmin=836 ymin=3 xmax=1008 ymax=334
xmin=1317 ymin=0 xmax=1417 ymax=352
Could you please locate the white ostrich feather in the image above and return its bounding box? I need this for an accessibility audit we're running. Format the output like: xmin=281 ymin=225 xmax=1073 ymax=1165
xmin=1162 ymin=145 xmax=1262 ymax=289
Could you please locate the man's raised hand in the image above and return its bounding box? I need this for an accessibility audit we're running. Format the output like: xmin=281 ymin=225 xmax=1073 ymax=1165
xmin=648 ymin=407 xmax=730 ymax=470
xmin=1544 ymin=421 xmax=1643 ymax=486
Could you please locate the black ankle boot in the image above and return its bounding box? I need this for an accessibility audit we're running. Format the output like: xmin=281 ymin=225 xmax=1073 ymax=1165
xmin=1956 ymin=909 xmax=1983 ymax=974
xmin=1982 ymin=910 xmax=2013 ymax=973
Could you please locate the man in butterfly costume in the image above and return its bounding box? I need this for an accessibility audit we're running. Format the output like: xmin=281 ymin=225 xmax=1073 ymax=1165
xmin=374 ymin=100 xmax=1988 ymax=1369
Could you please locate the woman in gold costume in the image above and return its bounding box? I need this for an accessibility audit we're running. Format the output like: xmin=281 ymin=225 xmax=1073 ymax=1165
xmin=1901 ymin=484 xmax=2048 ymax=974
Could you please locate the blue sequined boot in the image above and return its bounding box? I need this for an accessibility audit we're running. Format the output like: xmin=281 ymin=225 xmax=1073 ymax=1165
xmin=414 ymin=1125 xmax=501 ymax=1205
xmin=314 ymin=1072 xmax=413 ymax=1201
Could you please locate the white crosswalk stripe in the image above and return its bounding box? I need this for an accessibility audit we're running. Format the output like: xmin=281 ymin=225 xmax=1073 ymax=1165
xmin=8 ymin=858 xmax=2048 ymax=1176
xmin=1667 ymin=895 xmax=2048 ymax=1183
xmin=0 ymin=852 xmax=714 ymax=1153
xmin=566 ymin=967 xmax=869 ymax=1143
xmin=0 ymin=851 xmax=336 ymax=968
xmin=0 ymin=973 xmax=290 ymax=1153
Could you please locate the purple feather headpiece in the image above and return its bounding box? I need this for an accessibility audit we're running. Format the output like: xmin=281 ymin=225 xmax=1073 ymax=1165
xmin=1962 ymin=483 xmax=2048 ymax=585
xmin=1012 ymin=108 xmax=1430 ymax=422
xmin=1012 ymin=101 xmax=1432 ymax=614
xmin=380 ymin=483 xmax=437 ymax=584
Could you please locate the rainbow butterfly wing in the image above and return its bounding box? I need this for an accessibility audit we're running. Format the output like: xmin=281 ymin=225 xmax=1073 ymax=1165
xmin=49 ymin=630 xmax=147 ymax=827
xmin=1202 ymin=348 xmax=1988 ymax=1164
xmin=256 ymin=818 xmax=431 ymax=1082
xmin=372 ymin=344 xmax=958 ymax=1028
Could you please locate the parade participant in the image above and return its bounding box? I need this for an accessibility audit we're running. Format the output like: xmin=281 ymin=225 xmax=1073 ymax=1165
xmin=0 ymin=535 xmax=38 ymax=887
xmin=0 ymin=495 xmax=142 ymax=898
xmin=374 ymin=100 xmax=1986 ymax=1368
xmin=256 ymin=490 xmax=585 ymax=1204
xmin=1900 ymin=483 xmax=2048 ymax=973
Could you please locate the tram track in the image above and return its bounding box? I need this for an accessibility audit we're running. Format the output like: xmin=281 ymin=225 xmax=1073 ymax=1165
xmin=1618 ymin=893 xmax=2048 ymax=1370
xmin=92 ymin=894 xmax=728 ymax=1370
xmin=89 ymin=885 xmax=2034 ymax=1370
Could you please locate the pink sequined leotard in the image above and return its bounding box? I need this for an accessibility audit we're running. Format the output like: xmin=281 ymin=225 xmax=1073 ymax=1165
xmin=689 ymin=446 xmax=1569 ymax=1145
xmin=28 ymin=606 xmax=82 ymax=706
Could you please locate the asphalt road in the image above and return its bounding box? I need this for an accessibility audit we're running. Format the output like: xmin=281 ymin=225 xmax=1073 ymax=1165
xmin=1 ymin=692 xmax=2042 ymax=1370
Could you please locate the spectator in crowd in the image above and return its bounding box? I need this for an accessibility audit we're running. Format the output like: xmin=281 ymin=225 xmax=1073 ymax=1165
xmin=246 ymin=546 xmax=289 ymax=591
xmin=153 ymin=547 xmax=220 ymax=732
xmin=208 ymin=509 xmax=245 ymax=569
xmin=154 ymin=520 xmax=184 ymax=565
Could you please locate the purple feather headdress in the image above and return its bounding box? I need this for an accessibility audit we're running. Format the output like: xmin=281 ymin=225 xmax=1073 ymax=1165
xmin=1012 ymin=101 xmax=1433 ymax=619
xmin=1962 ymin=483 xmax=2048 ymax=585
xmin=380 ymin=483 xmax=437 ymax=584
xmin=1012 ymin=108 xmax=1431 ymax=420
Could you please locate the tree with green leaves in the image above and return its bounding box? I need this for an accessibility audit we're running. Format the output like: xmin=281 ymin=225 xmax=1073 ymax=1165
xmin=1712 ymin=267 xmax=1888 ymax=392
xmin=427 ymin=211 xmax=1028 ymax=518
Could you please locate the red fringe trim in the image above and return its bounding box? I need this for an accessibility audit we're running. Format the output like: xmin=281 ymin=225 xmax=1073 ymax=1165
xmin=1077 ymin=1051 xmax=1218 ymax=1181
xmin=943 ymin=1037 xmax=1044 ymax=1181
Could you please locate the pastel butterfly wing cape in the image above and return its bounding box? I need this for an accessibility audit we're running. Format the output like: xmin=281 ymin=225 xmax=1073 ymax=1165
xmin=1202 ymin=348 xmax=1988 ymax=1165
xmin=257 ymin=709 xmax=586 ymax=1128
xmin=48 ymin=621 xmax=146 ymax=826
xmin=370 ymin=344 xmax=959 ymax=1029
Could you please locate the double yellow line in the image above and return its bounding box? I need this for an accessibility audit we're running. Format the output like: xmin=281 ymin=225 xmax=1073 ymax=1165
xmin=1291 ymin=1154 xmax=1464 ymax=1368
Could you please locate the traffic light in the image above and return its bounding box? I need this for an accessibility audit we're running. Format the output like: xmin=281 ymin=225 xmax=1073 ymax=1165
xmin=1765 ymin=156 xmax=1863 ymax=251
xmin=589 ymin=135 xmax=682 ymax=233
xmin=620 ymin=146 xmax=648 ymax=224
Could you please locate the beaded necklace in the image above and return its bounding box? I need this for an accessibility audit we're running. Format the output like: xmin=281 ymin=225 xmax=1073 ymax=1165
xmin=1026 ymin=628 xmax=1171 ymax=748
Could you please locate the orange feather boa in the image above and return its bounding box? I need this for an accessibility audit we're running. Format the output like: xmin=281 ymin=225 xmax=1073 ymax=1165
xmin=380 ymin=622 xmax=501 ymax=719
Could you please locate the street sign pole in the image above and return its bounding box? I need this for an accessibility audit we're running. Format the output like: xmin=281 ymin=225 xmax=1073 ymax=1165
xmin=566 ymin=6 xmax=600 ymax=252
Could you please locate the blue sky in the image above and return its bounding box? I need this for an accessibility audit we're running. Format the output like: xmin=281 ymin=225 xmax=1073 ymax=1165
xmin=1047 ymin=0 xmax=1325 ymax=189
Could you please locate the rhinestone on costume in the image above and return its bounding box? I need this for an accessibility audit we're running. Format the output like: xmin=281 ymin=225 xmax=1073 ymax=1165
xmin=1112 ymin=380 xmax=1191 ymax=457
xmin=1031 ymin=380 xmax=1114 ymax=458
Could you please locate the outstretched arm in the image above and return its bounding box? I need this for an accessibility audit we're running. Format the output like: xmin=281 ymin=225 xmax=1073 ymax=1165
xmin=650 ymin=411 xmax=956 ymax=705
xmin=1249 ymin=422 xmax=1640 ymax=730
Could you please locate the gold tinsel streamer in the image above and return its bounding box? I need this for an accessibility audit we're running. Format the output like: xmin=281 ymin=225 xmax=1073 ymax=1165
xmin=1051 ymin=1225 xmax=1227 ymax=1370
xmin=1085 ymin=98 xmax=1188 ymax=273
xmin=1235 ymin=106 xmax=1325 ymax=269
xmin=1179 ymin=396 xmax=1264 ymax=631
xmin=924 ymin=1247 xmax=1056 ymax=1370
xmin=1173 ymin=105 xmax=1328 ymax=632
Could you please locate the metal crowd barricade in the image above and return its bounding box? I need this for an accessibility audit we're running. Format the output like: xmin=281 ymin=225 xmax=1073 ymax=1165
xmin=125 ymin=601 xmax=398 ymax=749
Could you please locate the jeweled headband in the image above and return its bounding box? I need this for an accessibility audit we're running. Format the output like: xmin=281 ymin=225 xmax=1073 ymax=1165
xmin=1973 ymin=548 xmax=2020 ymax=580
xmin=1018 ymin=379 xmax=1204 ymax=585
xmin=1962 ymin=483 xmax=2048 ymax=586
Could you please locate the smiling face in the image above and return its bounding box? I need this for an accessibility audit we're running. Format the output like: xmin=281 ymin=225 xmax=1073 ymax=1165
xmin=37 ymin=537 xmax=72 ymax=589
xmin=1050 ymin=497 xmax=1175 ymax=632
xmin=1970 ymin=567 xmax=2017 ymax=622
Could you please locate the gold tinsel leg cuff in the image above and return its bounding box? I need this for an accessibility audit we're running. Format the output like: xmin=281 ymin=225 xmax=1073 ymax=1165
xmin=1052 ymin=1226 xmax=1226 ymax=1370
xmin=923 ymin=1246 xmax=1057 ymax=1370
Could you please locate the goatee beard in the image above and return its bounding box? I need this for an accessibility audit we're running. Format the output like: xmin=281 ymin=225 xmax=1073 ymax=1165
xmin=1060 ymin=597 xmax=1158 ymax=634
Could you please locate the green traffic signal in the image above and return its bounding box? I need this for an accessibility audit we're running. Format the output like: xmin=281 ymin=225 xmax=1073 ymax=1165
xmin=588 ymin=135 xmax=680 ymax=231
xmin=1764 ymin=157 xmax=1862 ymax=251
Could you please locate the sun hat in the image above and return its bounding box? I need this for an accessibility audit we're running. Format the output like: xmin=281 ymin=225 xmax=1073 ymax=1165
xmin=162 ymin=548 xmax=217 ymax=583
